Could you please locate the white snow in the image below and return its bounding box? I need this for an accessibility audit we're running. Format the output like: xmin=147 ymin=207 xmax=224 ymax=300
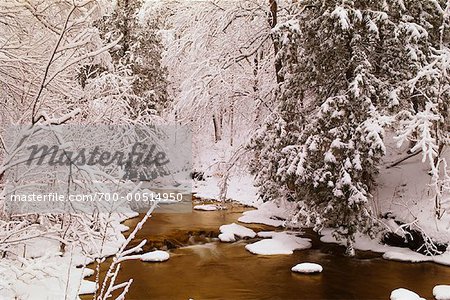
xmin=291 ymin=263 xmax=323 ymax=274
xmin=390 ymin=288 xmax=425 ymax=300
xmin=434 ymin=285 xmax=450 ymax=300
xmin=218 ymin=231 xmax=236 ymax=242
xmin=116 ymin=223 xmax=130 ymax=232
xmin=246 ymin=239 xmax=293 ymax=255
xmin=140 ymin=250 xmax=170 ymax=262
xmin=218 ymin=223 xmax=256 ymax=242
xmin=238 ymin=201 xmax=297 ymax=227
xmin=0 ymin=254 xmax=97 ymax=299
xmin=14 ymin=237 xmax=61 ymax=259
xmin=193 ymin=204 xmax=225 ymax=211
xmin=331 ymin=6 xmax=351 ymax=30
xmin=382 ymin=251 xmax=430 ymax=263
xmin=79 ymin=280 xmax=97 ymax=295
xmin=194 ymin=174 xmax=261 ymax=207
xmin=0 ymin=205 xmax=141 ymax=300
xmin=377 ymin=134 xmax=450 ymax=249
xmin=245 ymin=231 xmax=311 ymax=255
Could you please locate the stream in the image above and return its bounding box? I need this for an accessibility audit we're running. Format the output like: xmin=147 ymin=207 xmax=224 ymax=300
xmin=86 ymin=202 xmax=450 ymax=299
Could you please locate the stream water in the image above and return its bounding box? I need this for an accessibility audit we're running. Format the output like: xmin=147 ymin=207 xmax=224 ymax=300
xmin=87 ymin=203 xmax=450 ymax=299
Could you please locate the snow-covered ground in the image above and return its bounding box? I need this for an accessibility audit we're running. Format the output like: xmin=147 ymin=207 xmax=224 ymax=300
xmin=238 ymin=201 xmax=298 ymax=227
xmin=194 ymin=173 xmax=261 ymax=207
xmin=0 ymin=254 xmax=96 ymax=299
xmin=0 ymin=208 xmax=139 ymax=299
xmin=375 ymin=135 xmax=450 ymax=246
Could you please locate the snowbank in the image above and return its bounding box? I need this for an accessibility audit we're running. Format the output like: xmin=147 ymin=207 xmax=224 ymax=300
xmin=218 ymin=223 xmax=256 ymax=242
xmin=434 ymin=285 xmax=450 ymax=300
xmin=390 ymin=288 xmax=425 ymax=300
xmin=245 ymin=231 xmax=311 ymax=255
xmin=140 ymin=250 xmax=170 ymax=262
xmin=238 ymin=201 xmax=298 ymax=227
xmin=291 ymin=263 xmax=323 ymax=274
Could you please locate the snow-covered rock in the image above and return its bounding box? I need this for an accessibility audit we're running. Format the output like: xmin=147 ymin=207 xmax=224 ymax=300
xmin=434 ymin=285 xmax=450 ymax=300
xmin=245 ymin=231 xmax=311 ymax=255
xmin=193 ymin=204 xmax=223 ymax=211
xmin=218 ymin=223 xmax=256 ymax=242
xmin=390 ymin=288 xmax=425 ymax=300
xmin=140 ymin=250 xmax=170 ymax=262
xmin=291 ymin=263 xmax=323 ymax=274
xmin=246 ymin=239 xmax=293 ymax=255
xmin=218 ymin=232 xmax=236 ymax=242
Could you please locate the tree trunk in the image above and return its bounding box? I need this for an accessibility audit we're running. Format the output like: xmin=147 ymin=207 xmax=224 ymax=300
xmin=230 ymin=100 xmax=234 ymax=147
xmin=213 ymin=114 xmax=222 ymax=143
xmin=269 ymin=0 xmax=283 ymax=83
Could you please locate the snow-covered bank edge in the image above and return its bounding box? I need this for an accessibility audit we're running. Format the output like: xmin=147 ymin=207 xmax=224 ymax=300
xmin=320 ymin=228 xmax=450 ymax=266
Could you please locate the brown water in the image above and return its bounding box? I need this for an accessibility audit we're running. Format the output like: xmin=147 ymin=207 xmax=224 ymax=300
xmin=87 ymin=204 xmax=450 ymax=300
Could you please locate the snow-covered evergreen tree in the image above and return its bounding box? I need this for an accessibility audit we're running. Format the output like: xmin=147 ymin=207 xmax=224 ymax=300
xmin=250 ymin=0 xmax=449 ymax=254
xmin=95 ymin=0 xmax=169 ymax=116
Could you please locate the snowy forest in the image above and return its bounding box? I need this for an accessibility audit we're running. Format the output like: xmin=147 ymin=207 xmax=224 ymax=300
xmin=0 ymin=0 xmax=449 ymax=299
